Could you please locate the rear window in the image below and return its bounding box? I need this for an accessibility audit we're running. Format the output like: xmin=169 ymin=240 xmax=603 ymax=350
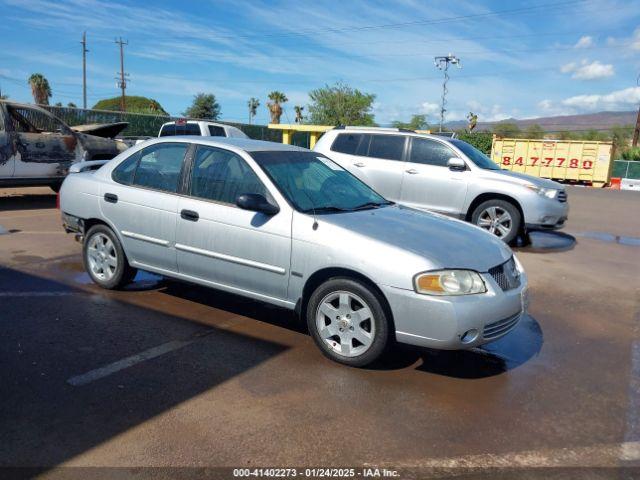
xmin=159 ymin=123 xmax=201 ymax=136
xmin=330 ymin=133 xmax=369 ymax=155
xmin=367 ymin=135 xmax=406 ymax=161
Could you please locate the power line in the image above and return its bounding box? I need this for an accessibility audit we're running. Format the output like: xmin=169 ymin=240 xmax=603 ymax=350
xmin=175 ymin=0 xmax=591 ymax=41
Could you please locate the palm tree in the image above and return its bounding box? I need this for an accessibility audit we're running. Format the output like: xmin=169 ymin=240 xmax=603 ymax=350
xmin=28 ymin=73 xmax=52 ymax=105
xmin=294 ymin=105 xmax=304 ymax=123
xmin=267 ymin=91 xmax=287 ymax=124
xmin=247 ymin=97 xmax=260 ymax=124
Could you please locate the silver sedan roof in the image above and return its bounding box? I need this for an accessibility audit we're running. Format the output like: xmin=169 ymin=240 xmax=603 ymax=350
xmin=151 ymin=136 xmax=308 ymax=152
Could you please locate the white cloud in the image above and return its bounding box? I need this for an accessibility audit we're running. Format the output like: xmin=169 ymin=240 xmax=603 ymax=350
xmin=560 ymin=59 xmax=614 ymax=80
xmin=555 ymin=87 xmax=640 ymax=113
xmin=420 ymin=102 xmax=440 ymax=116
xmin=574 ymin=36 xmax=594 ymax=48
xmin=562 ymin=87 xmax=640 ymax=111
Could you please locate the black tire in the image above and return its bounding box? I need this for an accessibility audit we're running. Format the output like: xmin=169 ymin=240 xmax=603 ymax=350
xmin=471 ymin=199 xmax=522 ymax=245
xmin=83 ymin=224 xmax=137 ymax=290
xmin=306 ymin=277 xmax=389 ymax=367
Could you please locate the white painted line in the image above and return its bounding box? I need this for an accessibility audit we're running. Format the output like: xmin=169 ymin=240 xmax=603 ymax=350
xmin=67 ymin=337 xmax=199 ymax=386
xmin=0 ymin=225 xmax=8 ymax=235
xmin=67 ymin=317 xmax=242 ymax=387
xmin=0 ymin=290 xmax=75 ymax=297
xmin=366 ymin=441 xmax=640 ymax=469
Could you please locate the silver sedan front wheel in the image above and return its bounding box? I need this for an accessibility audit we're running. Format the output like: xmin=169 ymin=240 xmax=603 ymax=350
xmin=315 ymin=290 xmax=376 ymax=358
xmin=87 ymin=233 xmax=118 ymax=281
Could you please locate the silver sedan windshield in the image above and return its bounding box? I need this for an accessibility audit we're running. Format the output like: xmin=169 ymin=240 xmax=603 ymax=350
xmin=251 ymin=151 xmax=391 ymax=213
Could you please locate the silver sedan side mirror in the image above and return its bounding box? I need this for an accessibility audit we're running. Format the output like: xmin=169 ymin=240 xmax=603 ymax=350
xmin=447 ymin=157 xmax=466 ymax=171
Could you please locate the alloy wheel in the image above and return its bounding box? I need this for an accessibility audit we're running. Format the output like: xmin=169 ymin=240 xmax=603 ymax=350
xmin=477 ymin=206 xmax=513 ymax=238
xmin=86 ymin=233 xmax=118 ymax=282
xmin=315 ymin=291 xmax=376 ymax=358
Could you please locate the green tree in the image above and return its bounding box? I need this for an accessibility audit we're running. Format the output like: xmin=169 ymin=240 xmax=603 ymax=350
xmin=54 ymin=102 xmax=63 ymax=107
xmin=492 ymin=122 xmax=521 ymax=138
xmin=307 ymin=82 xmax=376 ymax=126
xmin=581 ymin=129 xmax=607 ymax=141
xmin=67 ymin=102 xmax=77 ymax=108
xmin=557 ymin=130 xmax=576 ymax=140
xmin=524 ymin=124 xmax=545 ymax=139
xmin=247 ymin=97 xmax=260 ymax=124
xmin=0 ymin=93 xmax=8 ymax=100
xmin=294 ymin=105 xmax=304 ymax=123
xmin=93 ymin=96 xmax=168 ymax=115
xmin=28 ymin=73 xmax=52 ymax=105
xmin=610 ymin=124 xmax=633 ymax=148
xmin=456 ymin=132 xmax=494 ymax=154
xmin=183 ymin=93 xmax=221 ymax=120
xmin=391 ymin=114 xmax=429 ymax=130
xmin=466 ymin=112 xmax=478 ymax=132
xmin=267 ymin=91 xmax=288 ymax=124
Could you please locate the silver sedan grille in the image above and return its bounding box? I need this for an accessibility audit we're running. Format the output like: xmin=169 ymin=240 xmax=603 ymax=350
xmin=488 ymin=257 xmax=521 ymax=291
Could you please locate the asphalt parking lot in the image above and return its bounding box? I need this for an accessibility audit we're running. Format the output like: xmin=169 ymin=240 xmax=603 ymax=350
xmin=1 ymin=186 xmax=639 ymax=477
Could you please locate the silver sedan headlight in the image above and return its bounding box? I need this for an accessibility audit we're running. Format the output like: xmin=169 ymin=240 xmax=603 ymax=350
xmin=414 ymin=270 xmax=487 ymax=296
xmin=525 ymin=184 xmax=559 ymax=199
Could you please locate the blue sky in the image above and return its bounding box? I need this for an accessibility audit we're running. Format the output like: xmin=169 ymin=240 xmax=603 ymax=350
xmin=1 ymin=0 xmax=639 ymax=126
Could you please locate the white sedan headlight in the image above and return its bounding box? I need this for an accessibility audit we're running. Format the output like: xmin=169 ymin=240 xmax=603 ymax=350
xmin=414 ymin=270 xmax=486 ymax=296
xmin=525 ymin=184 xmax=559 ymax=199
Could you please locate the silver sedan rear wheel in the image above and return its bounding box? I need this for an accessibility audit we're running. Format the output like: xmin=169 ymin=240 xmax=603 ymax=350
xmin=86 ymin=233 xmax=118 ymax=281
xmin=315 ymin=290 xmax=376 ymax=358
xmin=477 ymin=206 xmax=513 ymax=238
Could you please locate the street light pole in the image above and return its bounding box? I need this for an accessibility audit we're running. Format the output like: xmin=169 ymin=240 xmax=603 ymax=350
xmin=434 ymin=54 xmax=462 ymax=133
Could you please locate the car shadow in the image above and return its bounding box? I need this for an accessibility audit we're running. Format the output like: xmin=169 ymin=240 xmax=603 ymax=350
xmin=0 ymin=192 xmax=57 ymax=211
xmin=157 ymin=277 xmax=542 ymax=379
xmin=515 ymin=231 xmax=576 ymax=253
xmin=0 ymin=266 xmax=289 ymax=470
xmin=363 ymin=315 xmax=543 ymax=379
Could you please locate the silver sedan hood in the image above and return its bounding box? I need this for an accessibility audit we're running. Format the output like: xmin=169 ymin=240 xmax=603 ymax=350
xmin=317 ymin=204 xmax=512 ymax=272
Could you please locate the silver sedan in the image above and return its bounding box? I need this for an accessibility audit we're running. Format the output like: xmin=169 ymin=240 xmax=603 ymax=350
xmin=59 ymin=137 xmax=528 ymax=366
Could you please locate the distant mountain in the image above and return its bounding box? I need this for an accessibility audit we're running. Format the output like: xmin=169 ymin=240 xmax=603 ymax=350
xmin=445 ymin=111 xmax=637 ymax=132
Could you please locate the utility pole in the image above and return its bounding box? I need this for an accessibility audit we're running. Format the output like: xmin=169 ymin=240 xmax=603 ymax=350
xmin=633 ymin=105 xmax=640 ymax=147
xmin=633 ymin=74 xmax=640 ymax=147
xmin=81 ymin=31 xmax=88 ymax=109
xmin=115 ymin=37 xmax=128 ymax=112
xmin=434 ymin=53 xmax=462 ymax=132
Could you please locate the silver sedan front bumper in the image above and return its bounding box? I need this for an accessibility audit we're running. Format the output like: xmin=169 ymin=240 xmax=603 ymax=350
xmin=380 ymin=271 xmax=528 ymax=350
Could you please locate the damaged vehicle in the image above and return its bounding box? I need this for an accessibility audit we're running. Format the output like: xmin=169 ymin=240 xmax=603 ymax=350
xmin=0 ymin=101 xmax=129 ymax=192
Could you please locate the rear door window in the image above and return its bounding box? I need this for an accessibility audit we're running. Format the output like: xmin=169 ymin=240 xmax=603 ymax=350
xmin=367 ymin=135 xmax=406 ymax=161
xmin=409 ymin=138 xmax=455 ymax=167
xmin=112 ymin=153 xmax=140 ymax=185
xmin=132 ymin=143 xmax=188 ymax=193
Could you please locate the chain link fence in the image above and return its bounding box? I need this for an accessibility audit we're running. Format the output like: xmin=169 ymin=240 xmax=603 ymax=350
xmin=42 ymin=105 xmax=315 ymax=146
xmin=612 ymin=160 xmax=640 ymax=180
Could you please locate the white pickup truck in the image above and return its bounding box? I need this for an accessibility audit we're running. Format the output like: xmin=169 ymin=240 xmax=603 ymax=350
xmin=158 ymin=120 xmax=248 ymax=138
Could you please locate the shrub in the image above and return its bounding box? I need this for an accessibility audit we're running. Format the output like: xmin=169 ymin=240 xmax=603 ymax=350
xmin=456 ymin=132 xmax=493 ymax=154
xmin=621 ymin=147 xmax=640 ymax=161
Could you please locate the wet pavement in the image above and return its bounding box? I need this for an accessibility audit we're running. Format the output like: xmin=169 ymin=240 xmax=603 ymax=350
xmin=0 ymin=186 xmax=639 ymax=477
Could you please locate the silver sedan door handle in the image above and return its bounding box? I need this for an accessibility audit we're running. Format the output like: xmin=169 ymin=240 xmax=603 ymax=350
xmin=405 ymin=168 xmax=419 ymax=174
xmin=353 ymin=162 xmax=366 ymax=167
